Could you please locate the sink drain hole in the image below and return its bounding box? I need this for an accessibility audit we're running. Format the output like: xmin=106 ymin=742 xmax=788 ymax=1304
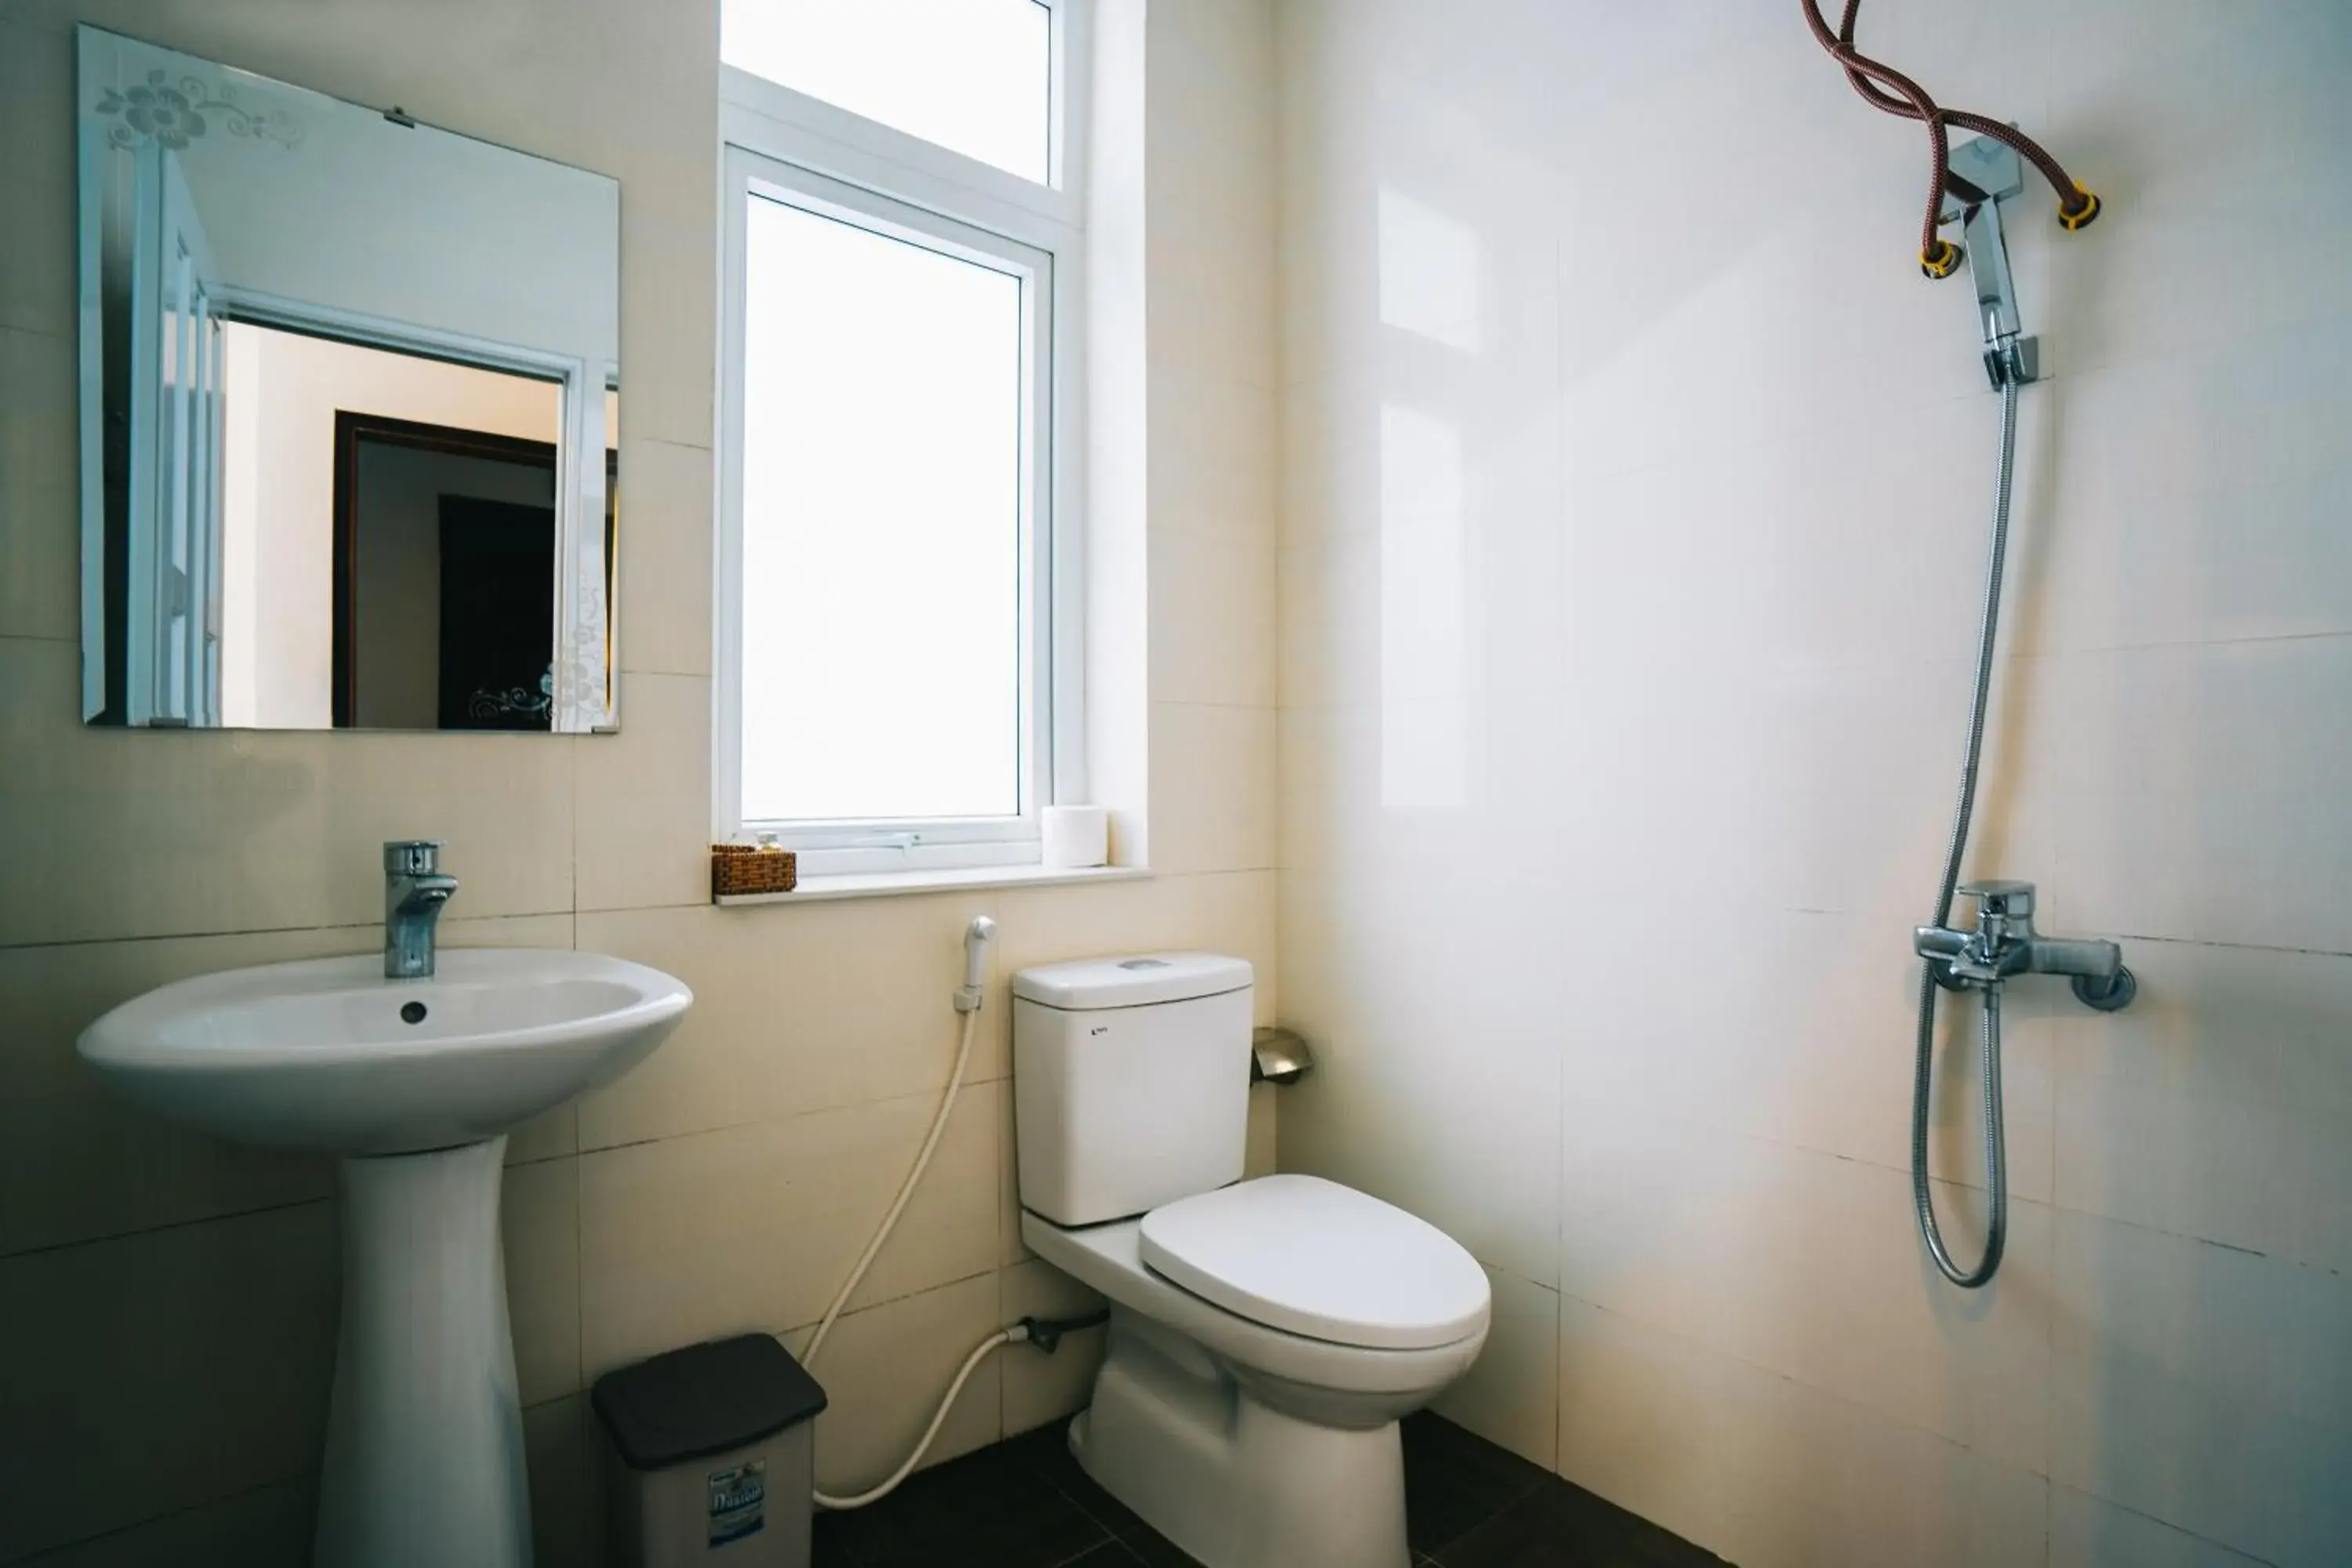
xmin=400 ymin=1000 xmax=428 ymax=1025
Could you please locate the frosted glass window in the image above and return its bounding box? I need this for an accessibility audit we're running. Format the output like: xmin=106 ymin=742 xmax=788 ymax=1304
xmin=724 ymin=0 xmax=1053 ymax=183
xmin=738 ymin=194 xmax=1027 ymax=822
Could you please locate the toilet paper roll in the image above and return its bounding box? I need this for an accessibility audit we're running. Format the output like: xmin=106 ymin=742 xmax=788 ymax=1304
xmin=1041 ymin=804 xmax=1110 ymax=868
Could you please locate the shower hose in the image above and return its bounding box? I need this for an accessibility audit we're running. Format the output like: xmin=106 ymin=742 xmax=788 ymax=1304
xmin=1911 ymin=374 xmax=2022 ymax=1290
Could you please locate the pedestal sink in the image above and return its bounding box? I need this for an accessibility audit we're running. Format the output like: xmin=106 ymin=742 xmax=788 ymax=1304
xmin=78 ymin=948 xmax=692 ymax=1568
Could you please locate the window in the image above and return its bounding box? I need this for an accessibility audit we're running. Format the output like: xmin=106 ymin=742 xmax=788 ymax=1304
xmin=717 ymin=2 xmax=1087 ymax=878
xmin=723 ymin=0 xmax=1054 ymax=184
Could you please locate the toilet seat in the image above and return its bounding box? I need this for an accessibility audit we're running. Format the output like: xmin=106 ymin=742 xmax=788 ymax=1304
xmin=1138 ymin=1175 xmax=1489 ymax=1351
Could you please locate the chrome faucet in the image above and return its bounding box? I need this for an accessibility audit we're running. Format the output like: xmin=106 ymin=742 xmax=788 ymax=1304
xmin=1915 ymin=880 xmax=2136 ymax=1011
xmin=383 ymin=840 xmax=459 ymax=980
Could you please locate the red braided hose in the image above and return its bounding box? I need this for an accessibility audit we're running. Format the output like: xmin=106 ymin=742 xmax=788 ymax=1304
xmin=1802 ymin=0 xmax=2096 ymax=267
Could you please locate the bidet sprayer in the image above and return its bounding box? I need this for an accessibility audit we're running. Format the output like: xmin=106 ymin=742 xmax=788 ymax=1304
xmin=958 ymin=916 xmax=996 ymax=1013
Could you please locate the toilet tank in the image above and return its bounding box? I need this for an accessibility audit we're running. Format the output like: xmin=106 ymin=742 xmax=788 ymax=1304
xmin=1012 ymin=953 xmax=1254 ymax=1227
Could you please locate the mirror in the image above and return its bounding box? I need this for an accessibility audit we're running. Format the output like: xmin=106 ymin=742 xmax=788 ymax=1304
xmin=76 ymin=26 xmax=622 ymax=731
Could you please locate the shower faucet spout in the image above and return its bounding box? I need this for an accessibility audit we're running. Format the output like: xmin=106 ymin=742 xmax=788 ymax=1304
xmin=1915 ymin=880 xmax=2136 ymax=1010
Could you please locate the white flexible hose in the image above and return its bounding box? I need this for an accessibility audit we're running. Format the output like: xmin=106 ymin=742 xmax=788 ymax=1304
xmin=814 ymin=1327 xmax=1020 ymax=1511
xmin=803 ymin=946 xmax=1014 ymax=1510
xmin=802 ymin=1003 xmax=981 ymax=1374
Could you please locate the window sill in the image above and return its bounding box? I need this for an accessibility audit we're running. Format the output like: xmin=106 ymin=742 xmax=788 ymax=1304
xmin=714 ymin=862 xmax=1150 ymax=906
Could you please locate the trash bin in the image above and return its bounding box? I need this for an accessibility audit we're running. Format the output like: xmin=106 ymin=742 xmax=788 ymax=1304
xmin=592 ymin=1334 xmax=828 ymax=1567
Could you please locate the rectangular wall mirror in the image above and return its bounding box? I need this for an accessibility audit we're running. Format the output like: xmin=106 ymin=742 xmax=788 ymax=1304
xmin=76 ymin=26 xmax=622 ymax=732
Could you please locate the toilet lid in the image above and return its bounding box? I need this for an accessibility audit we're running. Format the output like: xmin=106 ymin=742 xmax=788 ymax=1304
xmin=1138 ymin=1175 xmax=1490 ymax=1350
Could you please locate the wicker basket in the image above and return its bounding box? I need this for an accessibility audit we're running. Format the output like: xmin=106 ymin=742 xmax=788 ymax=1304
xmin=711 ymin=841 xmax=797 ymax=898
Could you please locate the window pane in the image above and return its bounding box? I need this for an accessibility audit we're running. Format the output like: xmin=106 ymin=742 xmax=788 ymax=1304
xmin=739 ymin=194 xmax=1026 ymax=823
xmin=724 ymin=0 xmax=1052 ymax=184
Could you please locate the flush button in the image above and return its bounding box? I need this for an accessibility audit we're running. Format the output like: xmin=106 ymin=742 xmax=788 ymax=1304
xmin=1117 ymin=958 xmax=1171 ymax=971
xmin=400 ymin=1000 xmax=428 ymax=1025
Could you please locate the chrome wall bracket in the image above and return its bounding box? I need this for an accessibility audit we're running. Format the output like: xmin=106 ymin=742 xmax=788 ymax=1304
xmin=1942 ymin=135 xmax=2038 ymax=390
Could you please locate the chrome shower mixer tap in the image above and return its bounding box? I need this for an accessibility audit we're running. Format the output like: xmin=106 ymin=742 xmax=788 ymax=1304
xmin=1914 ymin=880 xmax=2136 ymax=1010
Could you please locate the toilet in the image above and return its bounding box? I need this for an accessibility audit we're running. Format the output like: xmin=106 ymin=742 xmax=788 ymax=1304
xmin=1013 ymin=953 xmax=1489 ymax=1568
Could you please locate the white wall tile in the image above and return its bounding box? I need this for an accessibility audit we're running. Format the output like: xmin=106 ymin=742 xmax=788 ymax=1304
xmin=1559 ymin=1296 xmax=2049 ymax=1568
xmin=1561 ymin=1114 xmax=2053 ymax=1474
xmin=2048 ymin=1486 xmax=2270 ymax=1568
xmin=1432 ymin=1269 xmax=1558 ymax=1471
xmin=2052 ymin=938 xmax=2352 ymax=1276
xmin=1283 ymin=5 xmax=2352 ymax=1566
xmin=2049 ymin=1209 xmax=2352 ymax=1566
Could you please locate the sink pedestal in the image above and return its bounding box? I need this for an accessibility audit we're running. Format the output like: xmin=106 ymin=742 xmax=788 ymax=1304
xmin=315 ymin=1136 xmax=532 ymax=1568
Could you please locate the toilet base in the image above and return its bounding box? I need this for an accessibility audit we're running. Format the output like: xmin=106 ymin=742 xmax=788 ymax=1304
xmin=1069 ymin=1310 xmax=1410 ymax=1568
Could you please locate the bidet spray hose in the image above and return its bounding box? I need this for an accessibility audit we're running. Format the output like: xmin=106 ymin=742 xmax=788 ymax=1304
xmin=803 ymin=916 xmax=1009 ymax=1509
xmin=1908 ymin=376 xmax=2021 ymax=1290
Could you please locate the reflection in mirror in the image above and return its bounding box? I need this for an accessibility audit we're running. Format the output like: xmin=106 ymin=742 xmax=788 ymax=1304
xmin=76 ymin=26 xmax=622 ymax=732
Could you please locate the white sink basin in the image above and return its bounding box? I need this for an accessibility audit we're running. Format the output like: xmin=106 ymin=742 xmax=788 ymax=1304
xmin=78 ymin=947 xmax=691 ymax=1155
xmin=78 ymin=945 xmax=691 ymax=1568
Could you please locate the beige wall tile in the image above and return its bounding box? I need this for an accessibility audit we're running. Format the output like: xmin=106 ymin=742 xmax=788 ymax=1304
xmin=1432 ymin=1269 xmax=1558 ymax=1471
xmin=614 ymin=438 xmax=715 ymax=678
xmin=1148 ymin=702 xmax=1278 ymax=874
xmin=576 ymin=894 xmax=1004 ymax=1150
xmin=578 ymin=1080 xmax=1003 ymax=1380
xmin=16 ymin=1477 xmax=315 ymax=1568
xmin=0 ymin=1202 xmax=338 ymax=1559
xmin=998 ymin=1258 xmax=1108 ymax=1439
xmin=573 ymin=673 xmax=711 ymax=915
xmin=1149 ymin=369 xmax=1277 ymax=545
xmin=0 ymin=928 xmax=343 ymax=1258
xmin=1243 ymin=1080 xmax=1279 ymax=1178
xmin=0 ymin=647 xmax=577 ymax=948
xmin=505 ymin=1156 xmax=583 ymax=1408
xmin=1149 ymin=531 xmax=1278 ymax=708
xmin=0 ymin=0 xmax=1281 ymax=1559
xmin=0 ymin=22 xmax=74 ymax=339
xmin=782 ymin=1272 xmax=1006 ymax=1495
xmin=524 ymin=1395 xmax=601 ymax=1568
xmin=0 ymin=327 xmax=78 ymax=642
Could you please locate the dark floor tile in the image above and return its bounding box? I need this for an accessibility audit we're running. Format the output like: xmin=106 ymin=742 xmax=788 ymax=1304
xmin=1400 ymin=1410 xmax=1553 ymax=1556
xmin=1115 ymin=1523 xmax=1207 ymax=1566
xmin=1059 ymin=1542 xmax=1156 ymax=1566
xmin=817 ymin=1438 xmax=1113 ymax=1568
xmin=1433 ymin=1481 xmax=1732 ymax=1568
xmin=1003 ymin=1417 xmax=1152 ymax=1539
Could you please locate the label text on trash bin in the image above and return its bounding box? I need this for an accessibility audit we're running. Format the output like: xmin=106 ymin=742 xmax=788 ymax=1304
xmin=707 ymin=1459 xmax=767 ymax=1547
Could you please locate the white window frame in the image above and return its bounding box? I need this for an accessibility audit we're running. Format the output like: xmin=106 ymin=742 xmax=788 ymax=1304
xmin=714 ymin=0 xmax=1091 ymax=880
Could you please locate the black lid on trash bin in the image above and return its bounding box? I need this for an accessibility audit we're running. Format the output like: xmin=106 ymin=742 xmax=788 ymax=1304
xmin=592 ymin=1334 xmax=829 ymax=1472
